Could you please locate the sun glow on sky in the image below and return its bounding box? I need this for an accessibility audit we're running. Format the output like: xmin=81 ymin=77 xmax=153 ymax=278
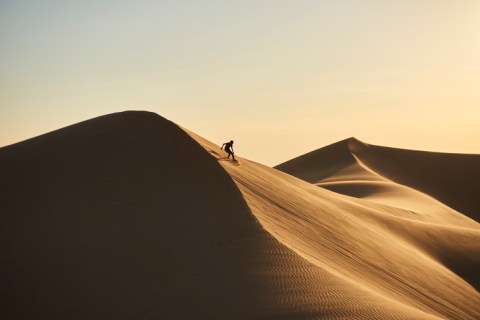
xmin=1 ymin=0 xmax=479 ymax=165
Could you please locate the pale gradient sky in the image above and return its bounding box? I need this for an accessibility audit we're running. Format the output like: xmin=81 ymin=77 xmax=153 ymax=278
xmin=1 ymin=0 xmax=479 ymax=166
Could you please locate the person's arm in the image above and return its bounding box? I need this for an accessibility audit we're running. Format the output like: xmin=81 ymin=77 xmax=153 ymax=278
xmin=221 ymin=143 xmax=226 ymax=150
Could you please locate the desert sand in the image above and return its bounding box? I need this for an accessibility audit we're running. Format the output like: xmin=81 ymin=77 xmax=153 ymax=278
xmin=1 ymin=111 xmax=479 ymax=319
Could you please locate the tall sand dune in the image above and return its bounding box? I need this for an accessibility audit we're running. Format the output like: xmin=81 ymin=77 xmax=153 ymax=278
xmin=1 ymin=111 xmax=479 ymax=319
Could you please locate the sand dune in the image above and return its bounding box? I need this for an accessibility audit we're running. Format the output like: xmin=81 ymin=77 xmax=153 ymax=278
xmin=276 ymin=137 xmax=480 ymax=222
xmin=1 ymin=111 xmax=479 ymax=319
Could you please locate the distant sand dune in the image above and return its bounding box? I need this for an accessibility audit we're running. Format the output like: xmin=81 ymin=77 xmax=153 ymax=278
xmin=276 ymin=137 xmax=480 ymax=222
xmin=1 ymin=111 xmax=479 ymax=319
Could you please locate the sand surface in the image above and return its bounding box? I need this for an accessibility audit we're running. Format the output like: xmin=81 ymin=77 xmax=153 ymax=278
xmin=1 ymin=111 xmax=479 ymax=319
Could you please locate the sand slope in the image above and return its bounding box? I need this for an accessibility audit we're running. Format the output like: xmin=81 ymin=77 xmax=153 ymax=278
xmin=1 ymin=112 xmax=479 ymax=319
xmin=275 ymin=137 xmax=480 ymax=294
xmin=191 ymin=131 xmax=480 ymax=320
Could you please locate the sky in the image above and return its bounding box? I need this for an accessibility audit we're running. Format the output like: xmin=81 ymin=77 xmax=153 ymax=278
xmin=1 ymin=0 xmax=479 ymax=166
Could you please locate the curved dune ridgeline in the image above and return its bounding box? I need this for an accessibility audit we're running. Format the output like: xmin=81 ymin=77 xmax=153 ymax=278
xmin=1 ymin=111 xmax=479 ymax=319
xmin=276 ymin=138 xmax=480 ymax=222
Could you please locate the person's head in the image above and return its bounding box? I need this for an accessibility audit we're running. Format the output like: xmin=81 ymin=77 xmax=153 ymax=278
xmin=230 ymin=140 xmax=234 ymax=144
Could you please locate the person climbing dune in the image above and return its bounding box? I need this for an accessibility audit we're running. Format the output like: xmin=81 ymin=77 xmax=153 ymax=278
xmin=221 ymin=140 xmax=235 ymax=160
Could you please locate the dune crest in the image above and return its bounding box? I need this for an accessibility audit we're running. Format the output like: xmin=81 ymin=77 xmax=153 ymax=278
xmin=1 ymin=111 xmax=479 ymax=319
xmin=276 ymin=137 xmax=480 ymax=222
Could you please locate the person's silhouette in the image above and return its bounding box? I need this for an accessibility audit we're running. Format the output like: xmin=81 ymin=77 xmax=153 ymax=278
xmin=221 ymin=140 xmax=235 ymax=160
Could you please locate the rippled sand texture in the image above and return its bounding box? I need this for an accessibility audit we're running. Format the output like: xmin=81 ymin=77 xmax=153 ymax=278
xmin=1 ymin=111 xmax=479 ymax=319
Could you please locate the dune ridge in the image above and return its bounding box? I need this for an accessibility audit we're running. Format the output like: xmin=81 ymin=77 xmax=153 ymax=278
xmin=276 ymin=138 xmax=480 ymax=222
xmin=190 ymin=130 xmax=480 ymax=320
xmin=1 ymin=111 xmax=479 ymax=319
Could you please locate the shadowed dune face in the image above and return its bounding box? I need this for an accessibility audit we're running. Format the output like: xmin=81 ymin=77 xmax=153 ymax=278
xmin=318 ymin=180 xmax=392 ymax=198
xmin=274 ymin=138 xmax=370 ymax=184
xmin=1 ymin=112 xmax=479 ymax=320
xmin=1 ymin=111 xmax=323 ymax=319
